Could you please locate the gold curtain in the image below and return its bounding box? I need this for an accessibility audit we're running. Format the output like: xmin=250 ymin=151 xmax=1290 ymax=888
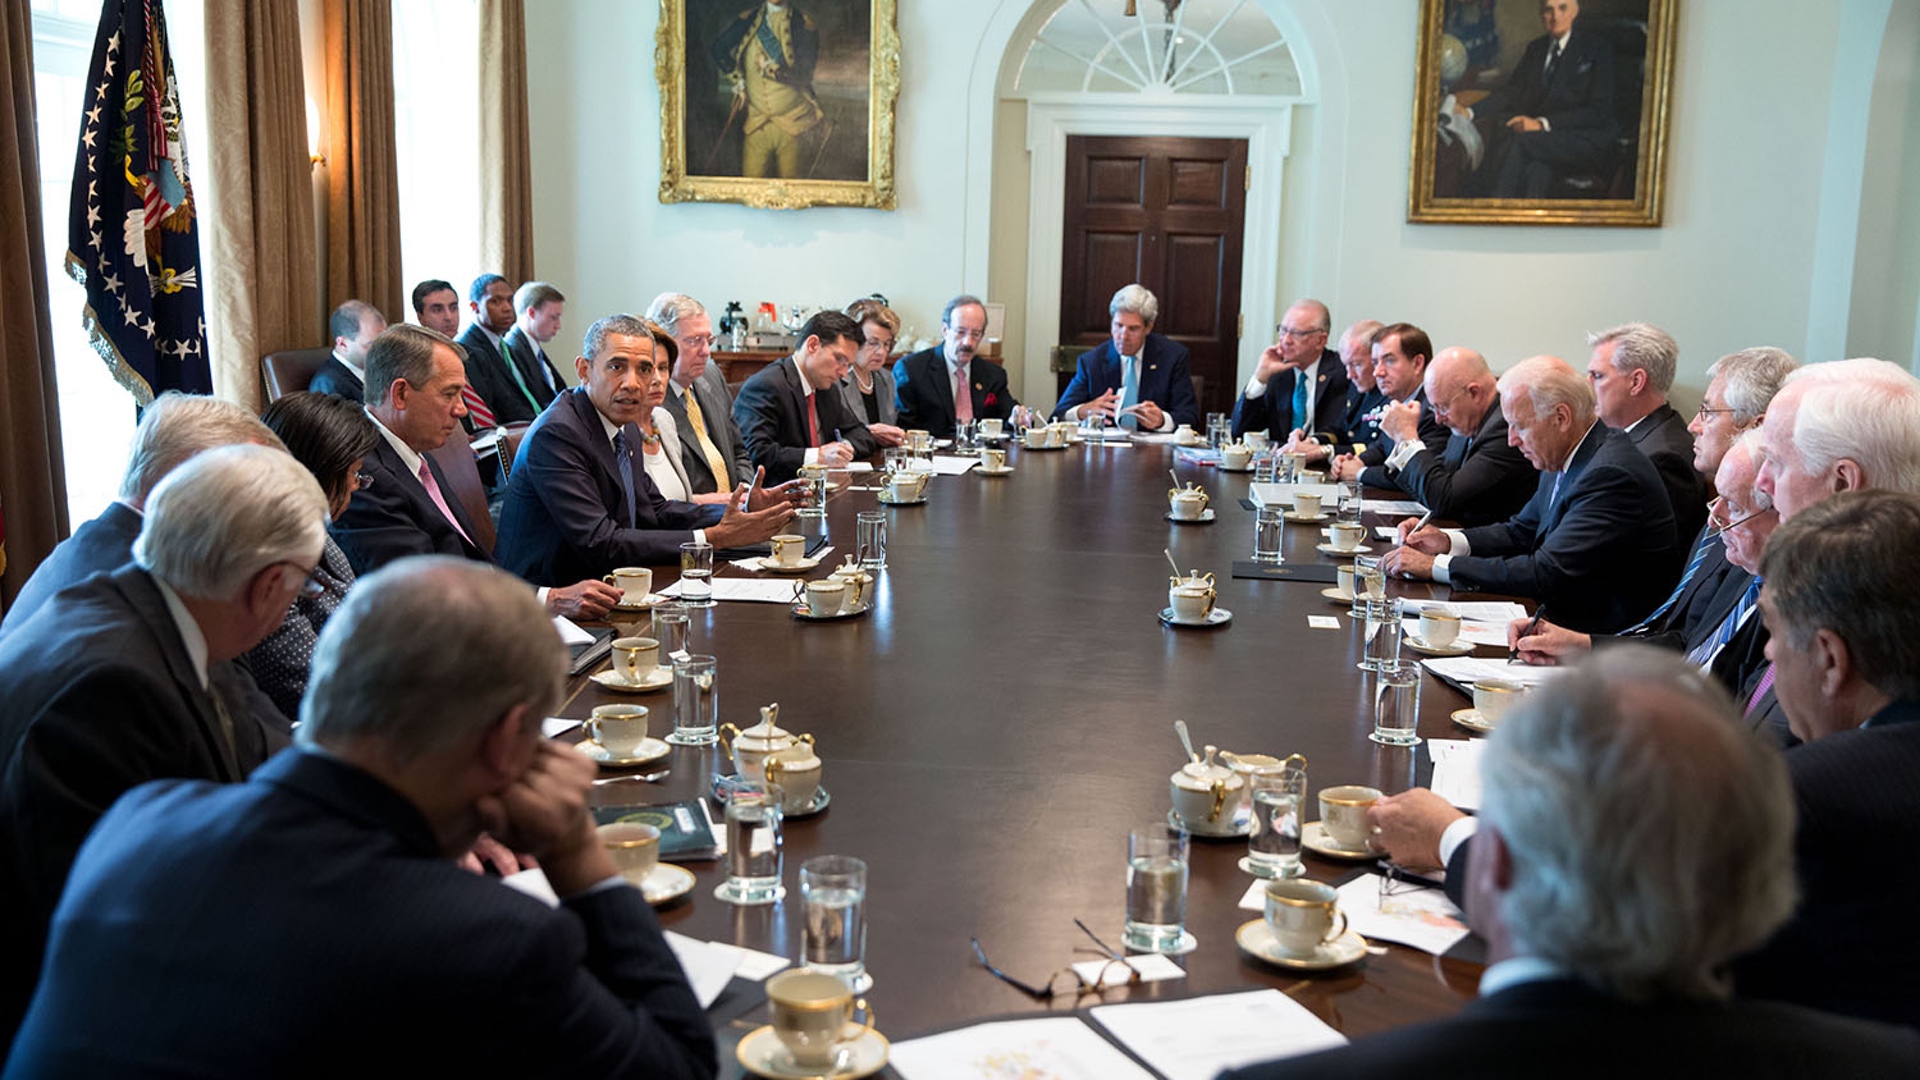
xmin=0 ymin=0 xmax=70 ymax=605
xmin=478 ymin=0 xmax=533 ymax=283
xmin=201 ymin=0 xmax=319 ymax=412
xmin=324 ymin=0 xmax=403 ymax=323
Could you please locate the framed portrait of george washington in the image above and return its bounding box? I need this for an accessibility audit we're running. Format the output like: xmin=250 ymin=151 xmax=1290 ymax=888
xmin=1408 ymin=0 xmax=1676 ymax=226
xmin=656 ymin=0 xmax=899 ymax=209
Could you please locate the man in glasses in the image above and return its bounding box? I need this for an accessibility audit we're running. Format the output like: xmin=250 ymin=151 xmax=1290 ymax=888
xmin=647 ymin=292 xmax=755 ymax=495
xmin=1230 ymin=298 xmax=1347 ymax=445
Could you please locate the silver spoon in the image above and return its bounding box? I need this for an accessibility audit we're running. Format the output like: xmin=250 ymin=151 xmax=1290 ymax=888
xmin=594 ymin=768 xmax=671 ymax=785
xmin=1174 ymin=720 xmax=1199 ymax=764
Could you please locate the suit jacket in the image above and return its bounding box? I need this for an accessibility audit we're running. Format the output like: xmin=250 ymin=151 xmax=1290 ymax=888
xmin=0 ymin=566 xmax=271 ymax=1041
xmin=1475 ymin=25 xmax=1618 ymax=148
xmin=1624 ymin=403 xmax=1709 ymax=549
xmin=1230 ymin=349 xmax=1349 ymax=443
xmin=659 ymin=366 xmax=752 ymax=495
xmin=0 ymin=501 xmax=143 ymax=636
xmin=1356 ymin=387 xmax=1451 ymax=477
xmin=331 ymin=435 xmax=490 ymax=575
xmin=502 ymin=326 xmax=568 ymax=410
xmin=458 ymin=324 xmax=540 ymax=426
xmin=496 ymin=387 xmax=723 ymax=584
xmin=305 ymin=356 xmax=364 ymax=402
xmin=734 ymin=356 xmax=879 ymax=483
xmin=1452 ymin=425 xmax=1682 ymax=633
xmin=892 ymin=347 xmax=1017 ymax=440
xmin=1221 ymin=977 xmax=1920 ymax=1080
xmin=1592 ymin=526 xmax=1736 ymax=652
xmin=7 ymin=749 xmax=718 ymax=1079
xmin=834 ymin=365 xmax=898 ymax=429
xmin=1049 ymin=335 xmax=1200 ymax=430
xmin=1736 ymin=700 xmax=1920 ymax=1028
xmin=1380 ymin=399 xmax=1535 ymax=526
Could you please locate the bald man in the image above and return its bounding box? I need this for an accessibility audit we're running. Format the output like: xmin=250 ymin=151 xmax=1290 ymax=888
xmin=1369 ymin=347 xmax=1534 ymax=526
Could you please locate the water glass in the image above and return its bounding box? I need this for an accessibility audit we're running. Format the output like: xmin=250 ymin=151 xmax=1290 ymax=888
xmin=717 ymin=780 xmax=785 ymax=905
xmin=1253 ymin=505 xmax=1285 ymax=565
xmin=678 ymin=541 xmax=714 ymax=607
xmin=1124 ymin=823 xmax=1191 ymax=953
xmin=669 ymin=654 xmax=719 ymax=746
xmin=883 ymin=448 xmax=910 ymax=476
xmin=856 ymin=510 xmax=887 ymax=571
xmin=651 ymin=601 xmax=691 ymax=662
xmin=1253 ymin=450 xmax=1279 ymax=484
xmin=1277 ymin=452 xmax=1302 ymax=484
xmin=797 ymin=467 xmax=829 ymax=519
xmin=1080 ymin=409 xmax=1106 ymax=442
xmin=1337 ymin=479 xmax=1364 ymax=525
xmin=800 ymin=855 xmax=871 ymax=992
xmin=1360 ymin=597 xmax=1405 ymax=672
xmin=1350 ymin=554 xmax=1386 ymax=619
xmin=955 ymin=417 xmax=978 ymax=450
xmin=1246 ymin=761 xmax=1307 ymax=879
xmin=1372 ymin=660 xmax=1423 ymax=746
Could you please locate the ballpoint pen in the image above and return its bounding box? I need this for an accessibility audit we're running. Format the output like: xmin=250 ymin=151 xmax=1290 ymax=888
xmin=1509 ymin=605 xmax=1546 ymax=664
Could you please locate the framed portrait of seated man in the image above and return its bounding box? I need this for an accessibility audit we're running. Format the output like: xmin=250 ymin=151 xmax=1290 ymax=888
xmin=1407 ymin=0 xmax=1675 ymax=226
xmin=656 ymin=0 xmax=899 ymax=210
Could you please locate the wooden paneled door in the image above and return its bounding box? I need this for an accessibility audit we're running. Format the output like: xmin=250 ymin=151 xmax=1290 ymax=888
xmin=1059 ymin=135 xmax=1248 ymax=418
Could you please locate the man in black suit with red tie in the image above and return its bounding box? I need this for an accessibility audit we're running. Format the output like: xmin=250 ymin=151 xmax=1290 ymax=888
xmin=892 ymin=295 xmax=1020 ymax=440
xmin=734 ymin=310 xmax=881 ymax=483
xmin=1463 ymin=0 xmax=1619 ymax=199
xmin=1230 ymin=298 xmax=1349 ymax=444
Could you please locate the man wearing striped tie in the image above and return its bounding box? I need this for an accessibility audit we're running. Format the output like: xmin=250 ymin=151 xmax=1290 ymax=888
xmin=648 ymin=292 xmax=755 ymax=495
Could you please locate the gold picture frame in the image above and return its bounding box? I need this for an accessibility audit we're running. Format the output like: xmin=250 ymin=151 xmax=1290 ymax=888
xmin=1407 ymin=0 xmax=1676 ymax=226
xmin=656 ymin=0 xmax=899 ymax=210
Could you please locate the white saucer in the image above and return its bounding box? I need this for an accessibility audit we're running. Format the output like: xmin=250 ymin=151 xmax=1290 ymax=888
xmin=758 ymin=555 xmax=822 ymax=573
xmin=877 ymin=493 xmax=929 ymax=505
xmin=1218 ymin=463 xmax=1256 ymax=473
xmin=1452 ymin=708 xmax=1496 ymax=733
xmin=576 ymin=736 xmax=671 ymax=767
xmin=783 ymin=787 xmax=833 ymax=818
xmin=1285 ymin=511 xmax=1332 ymax=523
xmin=1165 ymin=509 xmax=1216 ymax=523
xmin=612 ymin=592 xmax=667 ymax=611
xmin=1235 ymin=920 xmax=1369 ymax=971
xmin=641 ymin=863 xmax=696 ymax=906
xmin=1158 ymin=606 xmax=1233 ymax=628
xmin=791 ymin=601 xmax=872 ymax=621
xmin=590 ymin=667 xmax=673 ymax=693
xmin=977 ymin=464 xmax=1015 ymax=475
xmin=1316 ymin=543 xmax=1374 ymax=556
xmin=1321 ymin=587 xmax=1355 ymax=604
xmin=1405 ymin=634 xmax=1474 ymax=657
xmin=1238 ymin=855 xmax=1303 ymax=880
xmin=1170 ymin=807 xmax=1252 ymax=839
xmin=1302 ymin=820 xmax=1377 ymax=860
xmin=737 ymin=1024 xmax=890 ymax=1080
xmin=1174 ymin=437 xmax=1208 ymax=448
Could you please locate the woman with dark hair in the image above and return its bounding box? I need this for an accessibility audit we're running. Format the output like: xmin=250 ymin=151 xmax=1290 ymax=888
xmin=245 ymin=392 xmax=379 ymax=715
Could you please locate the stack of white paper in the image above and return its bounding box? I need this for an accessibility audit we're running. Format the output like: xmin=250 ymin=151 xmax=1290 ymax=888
xmin=1090 ymin=990 xmax=1349 ymax=1080
xmin=891 ymin=1017 xmax=1157 ymax=1080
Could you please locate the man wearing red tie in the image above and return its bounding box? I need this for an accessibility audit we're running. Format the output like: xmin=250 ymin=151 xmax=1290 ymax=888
xmin=732 ymin=310 xmax=880 ymax=483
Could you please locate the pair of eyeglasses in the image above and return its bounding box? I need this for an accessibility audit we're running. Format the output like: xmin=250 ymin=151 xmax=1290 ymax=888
xmin=281 ymin=562 xmax=327 ymax=600
xmin=971 ymin=920 xmax=1143 ymax=999
xmin=1706 ymin=495 xmax=1767 ymax=534
xmin=863 ymin=337 xmax=895 ymax=352
xmin=1275 ymin=325 xmax=1326 ymax=340
xmin=679 ymin=334 xmax=716 ymax=350
xmin=352 ymin=471 xmax=373 ymax=491
xmin=1693 ymin=402 xmax=1737 ymax=423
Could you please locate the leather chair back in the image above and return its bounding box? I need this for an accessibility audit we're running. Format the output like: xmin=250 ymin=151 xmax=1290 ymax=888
xmin=260 ymin=348 xmax=331 ymax=401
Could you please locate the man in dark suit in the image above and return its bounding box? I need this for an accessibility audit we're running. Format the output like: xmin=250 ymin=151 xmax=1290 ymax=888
xmin=1385 ymin=355 xmax=1681 ymax=633
xmin=0 ymin=445 xmax=329 ymax=1042
xmin=649 ymin=292 xmax=754 ymax=495
xmin=1230 ymin=298 xmax=1349 ymax=444
xmin=1370 ymin=347 xmax=1533 ymax=525
xmin=736 ymin=310 xmax=882 ymax=482
xmin=6 ymin=558 xmax=718 ymax=1079
xmin=1588 ymin=322 xmax=1708 ymax=543
xmin=1288 ymin=320 xmax=1389 ymax=468
xmin=1333 ymin=322 xmax=1450 ymax=484
xmin=306 ymin=299 xmax=385 ymax=402
xmin=893 ymin=295 xmax=1021 ymax=440
xmin=412 ymin=278 xmax=501 ymax=431
xmin=1230 ymin=646 xmax=1920 ymax=1080
xmin=501 ymin=280 xmax=570 ymax=411
xmin=458 ymin=273 xmax=542 ymax=426
xmin=332 ymin=325 xmax=621 ymax=619
xmin=1050 ymin=284 xmax=1199 ymax=432
xmin=1462 ymin=0 xmax=1619 ymax=199
xmin=498 ymin=315 xmax=795 ymax=584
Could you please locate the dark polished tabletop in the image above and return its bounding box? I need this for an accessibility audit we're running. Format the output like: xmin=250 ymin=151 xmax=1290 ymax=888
xmin=569 ymin=439 xmax=1493 ymax=1068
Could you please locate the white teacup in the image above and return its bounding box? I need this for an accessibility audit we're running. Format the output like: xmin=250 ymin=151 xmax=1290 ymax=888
xmin=804 ymin=579 xmax=847 ymax=616
xmin=1245 ymin=430 xmax=1272 ymax=450
xmin=769 ymin=534 xmax=807 ymax=567
xmin=1024 ymin=427 xmax=1050 ymax=449
xmin=602 ymin=566 xmax=652 ymax=603
xmin=766 ymin=970 xmax=875 ymax=1070
xmin=978 ymin=418 xmax=1004 ymax=439
xmin=597 ymin=822 xmax=660 ymax=886
xmin=1318 ymin=784 xmax=1383 ymax=851
xmin=906 ymin=429 xmax=932 ymax=452
xmin=1222 ymin=444 xmax=1253 ymax=469
xmin=611 ymin=636 xmax=659 ymax=683
xmin=1293 ymin=492 xmax=1323 ymax=517
xmin=1172 ymin=423 xmax=1198 ymax=443
xmin=1419 ymin=609 xmax=1462 ymax=647
xmin=587 ymin=704 xmax=649 ymax=756
xmin=1328 ymin=522 xmax=1365 ymax=551
xmin=1264 ymin=878 xmax=1347 ymax=958
xmin=1473 ymin=679 xmax=1527 ymax=726
xmin=1336 ymin=562 xmax=1358 ymax=597
xmin=983 ymin=448 xmax=1007 ymax=469
xmin=1048 ymin=422 xmax=1074 ymax=446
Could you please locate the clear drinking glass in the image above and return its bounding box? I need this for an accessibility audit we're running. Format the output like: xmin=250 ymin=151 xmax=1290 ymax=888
xmin=1080 ymin=409 xmax=1106 ymax=442
xmin=651 ymin=601 xmax=691 ymax=662
xmin=797 ymin=467 xmax=829 ymax=519
xmin=1360 ymin=597 xmax=1405 ymax=673
xmin=800 ymin=855 xmax=871 ymax=992
xmin=1337 ymin=479 xmax=1364 ymax=525
xmin=716 ymin=780 xmax=785 ymax=905
xmin=1351 ymin=554 xmax=1386 ymax=619
xmin=1124 ymin=823 xmax=1191 ymax=954
xmin=1372 ymin=660 xmax=1423 ymax=746
xmin=856 ymin=510 xmax=887 ymax=571
xmin=1253 ymin=505 xmax=1285 ymax=565
xmin=678 ymin=541 xmax=714 ymax=607
xmin=1246 ymin=762 xmax=1307 ymax=879
xmin=955 ymin=418 xmax=977 ymax=450
xmin=1253 ymin=449 xmax=1280 ymax=484
xmin=1207 ymin=413 xmax=1229 ymax=449
xmin=668 ymin=654 xmax=719 ymax=746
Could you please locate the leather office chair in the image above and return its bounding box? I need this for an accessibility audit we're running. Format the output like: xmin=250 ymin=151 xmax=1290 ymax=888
xmin=260 ymin=348 xmax=331 ymax=401
xmin=424 ymin=422 xmax=499 ymax=556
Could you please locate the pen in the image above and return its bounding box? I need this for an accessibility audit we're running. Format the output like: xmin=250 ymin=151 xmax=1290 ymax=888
xmin=1509 ymin=604 xmax=1546 ymax=664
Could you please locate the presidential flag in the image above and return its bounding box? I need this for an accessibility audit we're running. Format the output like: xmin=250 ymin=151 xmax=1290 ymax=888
xmin=64 ymin=0 xmax=210 ymax=404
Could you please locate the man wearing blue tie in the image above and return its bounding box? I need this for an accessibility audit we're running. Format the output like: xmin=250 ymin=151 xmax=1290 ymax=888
xmin=1050 ymin=284 xmax=1200 ymax=433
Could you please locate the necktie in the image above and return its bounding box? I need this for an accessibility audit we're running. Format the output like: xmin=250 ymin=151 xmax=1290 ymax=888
xmin=417 ymin=458 xmax=477 ymax=548
xmin=1624 ymin=534 xmax=1721 ymax=633
xmin=1687 ymin=577 xmax=1763 ymax=668
xmin=206 ymin=675 xmax=242 ymax=779
xmin=1543 ymin=41 xmax=1562 ymax=80
xmin=806 ymin=394 xmax=822 ymax=448
xmin=1291 ymin=371 xmax=1311 ymax=433
xmin=501 ymin=337 xmax=541 ymax=411
xmin=684 ymin=387 xmax=732 ymax=488
xmin=1118 ymin=356 xmax=1141 ymax=430
xmin=953 ymin=364 xmax=974 ymax=422
xmin=535 ymin=347 xmax=559 ymax=392
xmin=460 ymin=384 xmax=496 ymax=430
xmin=611 ymin=430 xmax=638 ymax=528
xmin=1745 ymin=662 xmax=1776 ymax=719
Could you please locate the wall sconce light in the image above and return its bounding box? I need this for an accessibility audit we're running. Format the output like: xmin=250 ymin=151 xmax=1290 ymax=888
xmin=306 ymin=97 xmax=326 ymax=166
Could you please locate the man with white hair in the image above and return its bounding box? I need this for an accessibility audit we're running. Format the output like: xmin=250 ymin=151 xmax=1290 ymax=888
xmin=0 ymin=445 xmax=329 ymax=1041
xmin=1227 ymin=648 xmax=1920 ymax=1078
xmin=1755 ymin=356 xmax=1920 ymax=520
xmin=1587 ymin=322 xmax=1708 ymax=543
xmin=648 ymin=292 xmax=754 ymax=495
xmin=1230 ymin=298 xmax=1347 ymax=445
xmin=1367 ymin=346 xmax=1534 ymax=526
xmin=1384 ymin=355 xmax=1682 ymax=633
xmin=7 ymin=559 xmax=717 ymax=1077
xmin=1285 ymin=319 xmax=1387 ymax=467
xmin=1050 ymin=284 xmax=1199 ymax=432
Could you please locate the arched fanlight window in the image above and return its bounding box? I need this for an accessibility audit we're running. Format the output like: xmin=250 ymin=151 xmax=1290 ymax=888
xmin=1013 ymin=0 xmax=1300 ymax=96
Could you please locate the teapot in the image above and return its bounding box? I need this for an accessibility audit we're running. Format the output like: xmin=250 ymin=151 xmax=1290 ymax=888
xmin=828 ymin=556 xmax=872 ymax=608
xmin=1168 ymin=484 xmax=1210 ymax=519
xmin=1169 ymin=744 xmax=1244 ymax=828
xmin=1168 ymin=569 xmax=1218 ymax=622
xmin=719 ymin=702 xmax=816 ymax=782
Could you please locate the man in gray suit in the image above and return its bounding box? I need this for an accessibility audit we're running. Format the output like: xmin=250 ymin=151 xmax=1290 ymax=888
xmin=647 ymin=292 xmax=753 ymax=496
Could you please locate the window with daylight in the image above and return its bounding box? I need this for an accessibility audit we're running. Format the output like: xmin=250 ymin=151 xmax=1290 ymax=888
xmin=1013 ymin=0 xmax=1301 ymax=97
xmin=391 ymin=0 xmax=481 ymax=300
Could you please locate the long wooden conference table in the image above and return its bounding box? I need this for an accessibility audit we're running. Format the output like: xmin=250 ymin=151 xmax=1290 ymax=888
xmin=566 ymin=436 xmax=1493 ymax=1072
